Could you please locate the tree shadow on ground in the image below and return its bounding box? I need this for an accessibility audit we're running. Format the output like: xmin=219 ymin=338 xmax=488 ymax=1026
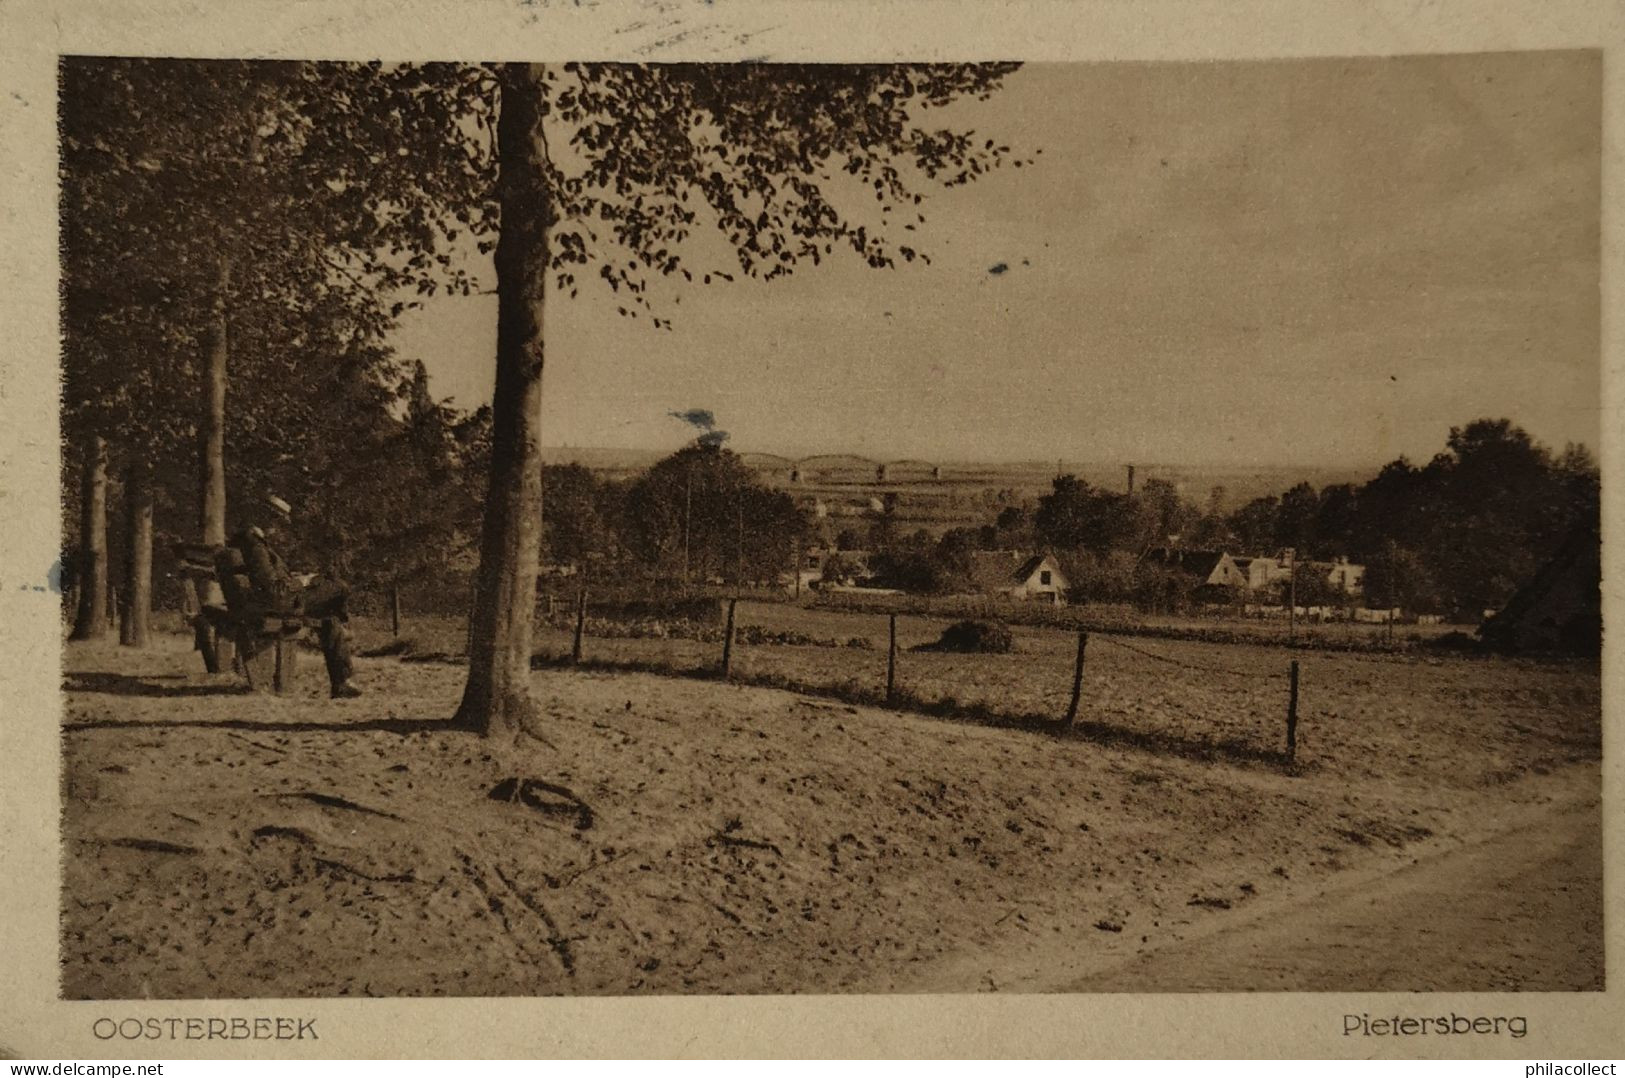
xmin=64 ymin=713 xmax=472 ymax=736
xmin=64 ymin=671 xmax=255 ymax=698
xmin=62 ymin=672 xmax=471 ymax=736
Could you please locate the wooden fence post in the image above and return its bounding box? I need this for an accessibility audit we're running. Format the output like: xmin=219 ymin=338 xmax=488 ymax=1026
xmin=572 ymin=588 xmax=587 ymax=664
xmin=1286 ymin=659 xmax=1300 ymax=761
xmin=886 ymin=613 xmax=898 ymax=703
xmin=273 ymin=632 xmax=298 ymax=694
xmin=1064 ymin=630 xmax=1088 ymax=727
xmin=721 ymin=598 xmax=738 ymax=678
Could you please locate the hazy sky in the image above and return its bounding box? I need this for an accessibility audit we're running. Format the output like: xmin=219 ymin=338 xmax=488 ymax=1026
xmin=393 ymin=52 xmax=1600 ymax=468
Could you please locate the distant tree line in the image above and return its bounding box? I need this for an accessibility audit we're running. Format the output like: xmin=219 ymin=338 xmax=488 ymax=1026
xmin=817 ymin=418 xmax=1597 ymax=617
xmin=1219 ymin=419 xmax=1598 ymax=614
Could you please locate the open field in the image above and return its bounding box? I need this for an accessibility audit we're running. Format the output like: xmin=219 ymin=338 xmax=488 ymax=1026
xmin=803 ymin=593 xmax=1466 ymax=650
xmin=367 ymin=602 xmax=1597 ymax=789
xmin=61 ymin=628 xmax=1600 ymax=997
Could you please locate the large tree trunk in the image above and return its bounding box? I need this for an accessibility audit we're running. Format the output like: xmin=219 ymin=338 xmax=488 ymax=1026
xmin=453 ymin=63 xmax=551 ymax=739
xmin=201 ymin=258 xmax=229 ymax=548
xmin=195 ymin=257 xmax=233 ymax=672
xmin=68 ymin=435 xmax=109 ymax=641
xmin=119 ymin=460 xmax=153 ymax=647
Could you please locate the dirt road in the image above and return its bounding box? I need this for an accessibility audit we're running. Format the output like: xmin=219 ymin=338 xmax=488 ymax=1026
xmin=1058 ymin=794 xmax=1603 ymax=992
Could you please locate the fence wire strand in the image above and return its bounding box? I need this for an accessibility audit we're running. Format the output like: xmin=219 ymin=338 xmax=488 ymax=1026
xmin=1092 ymin=632 xmax=1291 ymax=680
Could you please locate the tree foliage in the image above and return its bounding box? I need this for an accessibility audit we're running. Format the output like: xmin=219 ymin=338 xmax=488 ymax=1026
xmin=529 ymin=63 xmax=1028 ymax=327
xmin=1214 ymin=418 xmax=1597 ymax=614
xmin=539 ymin=462 xmax=622 ymax=569
xmin=1034 ymin=476 xmax=1142 ymax=555
xmin=620 ymin=442 xmax=807 ymax=584
xmin=60 ymin=58 xmax=496 ymax=609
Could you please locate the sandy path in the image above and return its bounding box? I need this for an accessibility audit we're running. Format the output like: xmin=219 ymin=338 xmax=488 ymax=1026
xmin=1056 ymin=792 xmax=1603 ymax=992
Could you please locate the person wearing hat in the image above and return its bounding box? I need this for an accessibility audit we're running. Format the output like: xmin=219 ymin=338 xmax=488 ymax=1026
xmin=225 ymin=494 xmax=362 ymax=698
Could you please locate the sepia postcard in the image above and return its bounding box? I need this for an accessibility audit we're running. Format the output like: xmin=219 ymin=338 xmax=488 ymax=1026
xmin=1 ymin=0 xmax=1622 ymax=1060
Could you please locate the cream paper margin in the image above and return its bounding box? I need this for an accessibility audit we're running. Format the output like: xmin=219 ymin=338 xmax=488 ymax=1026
xmin=0 ymin=0 xmax=1620 ymax=1059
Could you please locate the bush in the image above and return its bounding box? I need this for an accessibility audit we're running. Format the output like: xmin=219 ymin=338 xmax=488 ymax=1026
xmin=925 ymin=619 xmax=1014 ymax=654
xmin=1427 ymin=630 xmax=1482 ymax=653
xmin=582 ymin=596 xmax=724 ymax=625
xmin=736 ymin=624 xmax=851 ymax=648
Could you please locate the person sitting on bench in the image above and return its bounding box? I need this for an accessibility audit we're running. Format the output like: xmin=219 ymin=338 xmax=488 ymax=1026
xmin=226 ymin=494 xmax=363 ymax=699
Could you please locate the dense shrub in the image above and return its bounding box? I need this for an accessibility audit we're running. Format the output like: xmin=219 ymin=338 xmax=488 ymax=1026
xmin=540 ymin=607 xmax=862 ymax=649
xmin=925 ymin=619 xmax=1014 ymax=654
xmin=574 ymin=596 xmax=724 ymax=625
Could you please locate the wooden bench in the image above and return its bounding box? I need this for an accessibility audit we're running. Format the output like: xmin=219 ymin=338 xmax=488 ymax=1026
xmin=177 ymin=544 xmax=311 ymax=694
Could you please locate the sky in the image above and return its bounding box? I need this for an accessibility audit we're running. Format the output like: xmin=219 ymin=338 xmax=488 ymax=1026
xmin=391 ymin=52 xmax=1601 ymax=469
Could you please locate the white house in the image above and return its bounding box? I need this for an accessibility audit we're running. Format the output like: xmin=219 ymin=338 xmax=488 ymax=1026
xmin=799 ymin=548 xmax=872 ymax=591
xmin=1324 ymin=556 xmax=1366 ymax=597
xmin=968 ymin=551 xmax=1070 ymax=605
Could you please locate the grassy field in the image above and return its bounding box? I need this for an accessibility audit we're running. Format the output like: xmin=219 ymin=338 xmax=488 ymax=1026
xmin=361 ymin=600 xmax=1599 ymax=792
xmin=806 ymin=592 xmax=1466 ymax=649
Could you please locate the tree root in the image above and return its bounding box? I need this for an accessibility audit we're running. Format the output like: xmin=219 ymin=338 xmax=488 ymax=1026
xmin=488 ymin=777 xmax=594 ymax=830
xmin=106 ymin=837 xmax=198 ymax=856
xmin=280 ymin=791 xmax=404 ymax=821
xmin=709 ymin=833 xmax=783 ymax=858
xmin=455 ymin=849 xmax=575 ymax=979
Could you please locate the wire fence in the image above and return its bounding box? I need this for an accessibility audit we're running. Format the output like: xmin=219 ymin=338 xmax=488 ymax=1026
xmin=512 ymin=594 xmax=1310 ymax=767
xmin=329 ymin=584 xmax=1315 ymax=767
xmin=1089 ymin=632 xmax=1292 ymax=681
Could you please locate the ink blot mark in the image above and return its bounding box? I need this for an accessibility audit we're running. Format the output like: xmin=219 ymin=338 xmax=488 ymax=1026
xmin=669 ymin=408 xmax=729 ymax=448
xmin=669 ymin=407 xmax=716 ymax=429
xmin=988 ymin=262 xmax=1008 ymax=276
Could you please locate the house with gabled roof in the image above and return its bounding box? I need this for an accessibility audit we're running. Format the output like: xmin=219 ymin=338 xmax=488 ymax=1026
xmin=1144 ymin=547 xmax=1249 ymax=599
xmin=967 ymin=550 xmax=1069 ymax=605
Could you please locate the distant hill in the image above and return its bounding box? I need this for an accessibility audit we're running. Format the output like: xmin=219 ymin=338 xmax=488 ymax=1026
xmin=540 ymin=446 xmax=667 ymax=479
xmin=542 ymin=446 xmax=1381 ymax=527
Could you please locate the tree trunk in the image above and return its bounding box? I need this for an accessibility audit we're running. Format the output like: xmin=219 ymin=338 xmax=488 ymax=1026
xmin=68 ymin=435 xmax=109 ymax=641
xmin=453 ymin=63 xmax=552 ymax=739
xmin=390 ymin=584 xmax=401 ymax=637
xmin=196 ymin=256 xmax=234 ymax=672
xmin=202 ymin=257 xmax=230 ymax=546
xmin=119 ymin=461 xmax=153 ymax=647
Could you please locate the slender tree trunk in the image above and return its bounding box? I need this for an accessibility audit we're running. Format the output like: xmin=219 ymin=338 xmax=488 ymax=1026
xmin=119 ymin=460 xmax=153 ymax=647
xmin=454 ymin=63 xmax=552 ymax=739
xmin=69 ymin=435 xmax=109 ymax=641
xmin=196 ymin=256 xmax=233 ymax=672
xmin=202 ymin=258 xmax=230 ymax=546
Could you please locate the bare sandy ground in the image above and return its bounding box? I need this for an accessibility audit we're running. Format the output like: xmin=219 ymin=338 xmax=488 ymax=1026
xmin=1059 ymin=796 xmax=1602 ymax=992
xmin=60 ymin=634 xmax=1602 ymax=997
